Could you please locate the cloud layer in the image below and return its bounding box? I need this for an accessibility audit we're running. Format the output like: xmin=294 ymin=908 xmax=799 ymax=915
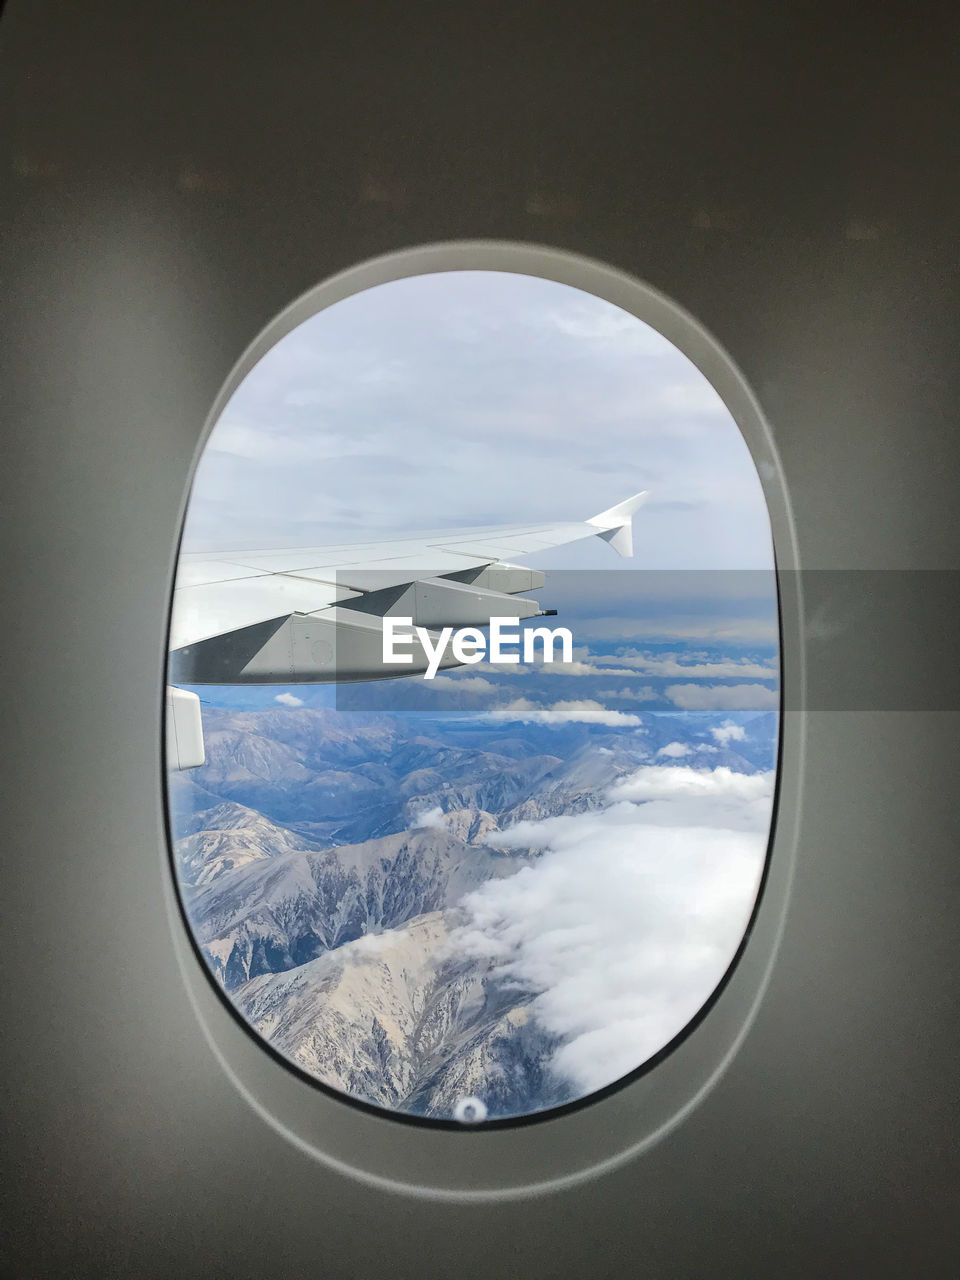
xmin=711 ymin=720 xmax=747 ymax=745
xmin=182 ymin=271 xmax=775 ymax=573
xmin=615 ymin=650 xmax=778 ymax=679
xmin=485 ymin=698 xmax=644 ymax=727
xmin=451 ymin=763 xmax=773 ymax=1093
xmin=665 ymin=683 xmax=779 ymax=710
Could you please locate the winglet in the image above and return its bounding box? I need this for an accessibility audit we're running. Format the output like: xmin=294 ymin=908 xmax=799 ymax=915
xmin=586 ymin=490 xmax=649 ymax=558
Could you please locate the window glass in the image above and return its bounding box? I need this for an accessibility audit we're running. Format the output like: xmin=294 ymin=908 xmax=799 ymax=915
xmin=166 ymin=270 xmax=780 ymax=1123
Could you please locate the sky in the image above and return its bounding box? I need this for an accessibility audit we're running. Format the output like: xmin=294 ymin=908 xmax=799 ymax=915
xmin=178 ymin=268 xmax=782 ymax=709
xmin=181 ymin=270 xmax=776 ymax=574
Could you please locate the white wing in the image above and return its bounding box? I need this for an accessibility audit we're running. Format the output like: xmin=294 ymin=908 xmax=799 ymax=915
xmin=168 ymin=492 xmax=648 ymax=682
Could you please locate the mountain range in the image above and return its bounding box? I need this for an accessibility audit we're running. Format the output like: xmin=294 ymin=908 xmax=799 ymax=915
xmin=168 ymin=702 xmax=776 ymax=1119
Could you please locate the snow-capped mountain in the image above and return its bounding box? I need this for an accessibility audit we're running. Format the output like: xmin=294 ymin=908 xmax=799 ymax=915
xmin=168 ymin=702 xmax=777 ymax=1120
xmin=183 ymin=825 xmax=530 ymax=990
xmin=234 ymin=912 xmax=569 ymax=1117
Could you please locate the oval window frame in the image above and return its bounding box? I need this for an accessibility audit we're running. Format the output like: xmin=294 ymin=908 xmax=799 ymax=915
xmin=162 ymin=239 xmax=804 ymax=1200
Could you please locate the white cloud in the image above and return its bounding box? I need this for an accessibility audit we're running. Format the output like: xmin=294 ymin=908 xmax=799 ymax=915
xmin=350 ymin=926 xmax=405 ymax=956
xmin=542 ymin=660 xmax=612 ymax=676
xmin=476 ymin=644 xmax=775 ymax=686
xmin=548 ymin=661 xmax=657 ymax=678
xmin=179 ymin=271 xmax=778 ymax=577
xmin=594 ymin=685 xmax=660 ymax=702
xmin=472 ymin=658 xmax=642 ymax=679
xmin=666 ymin=683 xmax=779 ymax=711
xmin=426 ymin=675 xmax=497 ymax=695
xmin=711 ymin=720 xmax=746 ymax=745
xmin=411 ymin=805 xmax=444 ymax=829
xmin=578 ymin=617 xmax=780 ymax=644
xmin=615 ymin=651 xmax=778 ymax=679
xmin=274 ymin=692 xmax=304 ymax=707
xmin=657 ymin=741 xmax=691 ymax=757
xmin=608 ymin=764 xmax=772 ymax=807
xmin=655 ymin=380 xmax=728 ymax=416
xmin=485 ymin=698 xmax=643 ymax=728
xmin=451 ymin=764 xmax=773 ymax=1094
xmin=471 ymin=661 xmax=530 ymax=676
xmin=546 ymin=303 xmax=671 ymax=352
xmin=208 ymin=415 xmax=386 ymax=465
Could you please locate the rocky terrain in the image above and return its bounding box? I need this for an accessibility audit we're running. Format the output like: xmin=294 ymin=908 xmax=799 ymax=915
xmin=167 ymin=703 xmax=776 ymax=1119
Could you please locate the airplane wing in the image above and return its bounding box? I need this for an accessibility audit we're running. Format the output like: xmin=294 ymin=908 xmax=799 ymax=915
xmin=168 ymin=491 xmax=648 ymax=686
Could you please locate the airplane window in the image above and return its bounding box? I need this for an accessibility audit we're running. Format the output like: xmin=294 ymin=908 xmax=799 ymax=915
xmin=165 ymin=268 xmax=780 ymax=1125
